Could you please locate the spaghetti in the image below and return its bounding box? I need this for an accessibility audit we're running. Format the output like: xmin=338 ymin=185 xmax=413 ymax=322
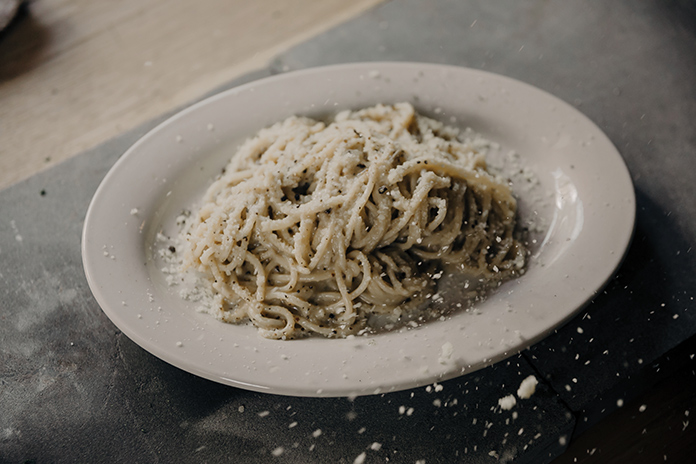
xmin=182 ymin=103 xmax=526 ymax=339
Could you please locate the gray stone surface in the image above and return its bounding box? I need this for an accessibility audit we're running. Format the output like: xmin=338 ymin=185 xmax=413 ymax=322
xmin=2 ymin=0 xmax=696 ymax=462
xmin=0 ymin=66 xmax=571 ymax=464
xmin=0 ymin=143 xmax=572 ymax=463
xmin=272 ymin=0 xmax=696 ymax=437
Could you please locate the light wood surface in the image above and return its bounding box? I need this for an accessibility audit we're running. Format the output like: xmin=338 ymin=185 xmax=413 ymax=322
xmin=0 ymin=0 xmax=383 ymax=190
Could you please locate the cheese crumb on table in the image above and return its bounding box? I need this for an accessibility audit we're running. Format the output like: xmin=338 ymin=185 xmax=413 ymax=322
xmin=517 ymin=375 xmax=538 ymax=399
xmin=498 ymin=394 xmax=517 ymax=410
xmin=353 ymin=452 xmax=367 ymax=464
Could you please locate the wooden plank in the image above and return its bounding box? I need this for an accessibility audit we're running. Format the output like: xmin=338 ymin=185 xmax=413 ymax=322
xmin=0 ymin=0 xmax=383 ymax=190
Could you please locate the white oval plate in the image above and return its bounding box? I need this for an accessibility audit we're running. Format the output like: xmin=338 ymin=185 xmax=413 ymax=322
xmin=82 ymin=63 xmax=635 ymax=397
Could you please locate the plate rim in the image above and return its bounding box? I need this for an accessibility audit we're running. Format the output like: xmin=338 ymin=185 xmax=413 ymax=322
xmin=82 ymin=61 xmax=636 ymax=397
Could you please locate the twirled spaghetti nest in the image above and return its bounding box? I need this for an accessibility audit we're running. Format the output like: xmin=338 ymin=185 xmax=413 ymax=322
xmin=183 ymin=103 xmax=526 ymax=339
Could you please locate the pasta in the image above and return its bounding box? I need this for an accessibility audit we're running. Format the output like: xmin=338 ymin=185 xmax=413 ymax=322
xmin=182 ymin=103 xmax=526 ymax=339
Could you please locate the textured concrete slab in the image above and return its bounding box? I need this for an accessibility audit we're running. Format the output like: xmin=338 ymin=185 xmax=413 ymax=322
xmin=272 ymin=0 xmax=696 ymax=436
xmin=0 ymin=67 xmax=573 ymax=462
